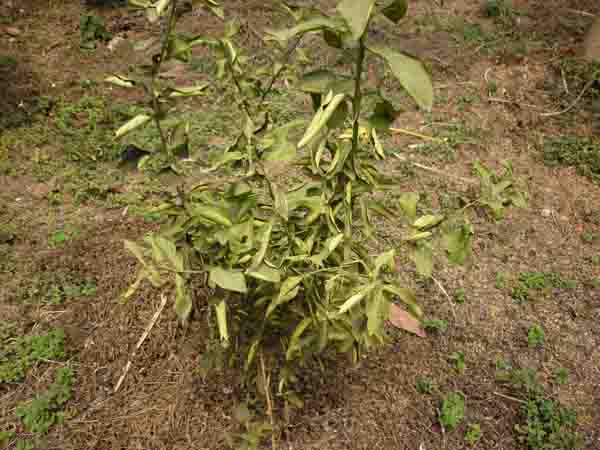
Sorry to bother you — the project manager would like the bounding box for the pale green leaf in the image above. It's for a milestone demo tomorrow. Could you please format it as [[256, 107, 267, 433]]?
[[298, 93, 346, 148], [297, 69, 354, 95], [215, 299, 229, 347], [366, 290, 389, 336], [367, 45, 433, 111], [403, 231, 432, 242], [169, 84, 209, 97], [105, 75, 136, 88], [413, 214, 445, 230], [209, 267, 247, 293], [115, 114, 151, 138], [250, 220, 273, 269], [374, 249, 395, 277], [398, 192, 419, 222], [443, 223, 473, 265], [189, 205, 232, 226], [339, 283, 377, 314], [124, 239, 147, 266], [265, 17, 344, 43], [411, 242, 433, 277], [337, 0, 376, 41], [266, 275, 303, 317], [175, 274, 192, 324], [246, 265, 281, 283]]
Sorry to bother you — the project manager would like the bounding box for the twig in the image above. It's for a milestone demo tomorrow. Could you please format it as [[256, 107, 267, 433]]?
[[493, 391, 526, 404], [114, 294, 168, 393], [540, 78, 596, 117], [431, 276, 457, 320], [565, 8, 595, 17], [389, 127, 446, 144], [393, 153, 477, 185], [487, 97, 542, 110]]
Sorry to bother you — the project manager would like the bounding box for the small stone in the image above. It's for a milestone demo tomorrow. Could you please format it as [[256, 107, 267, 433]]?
[[541, 208, 552, 217]]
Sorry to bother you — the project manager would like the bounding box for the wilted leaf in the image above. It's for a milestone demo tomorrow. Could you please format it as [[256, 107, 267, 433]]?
[[265, 17, 344, 43], [413, 214, 444, 230], [374, 249, 395, 277], [286, 317, 312, 360], [443, 222, 473, 265], [115, 114, 151, 138], [383, 284, 422, 318], [388, 303, 425, 337], [366, 290, 389, 335], [209, 267, 247, 293], [367, 45, 433, 111], [339, 283, 377, 314], [105, 75, 136, 88], [189, 205, 232, 226], [298, 93, 346, 148], [266, 275, 303, 317]]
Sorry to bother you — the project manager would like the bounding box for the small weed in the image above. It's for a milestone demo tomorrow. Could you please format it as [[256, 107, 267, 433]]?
[[423, 318, 448, 333], [16, 366, 74, 434], [15, 441, 34, 450], [553, 367, 569, 385], [589, 255, 600, 265], [450, 351, 466, 373], [0, 431, 15, 444], [511, 272, 576, 303], [416, 377, 434, 394], [454, 288, 466, 304], [487, 80, 498, 95], [440, 392, 465, 431], [502, 367, 582, 450], [527, 324, 545, 348], [48, 228, 80, 247], [0, 329, 66, 383], [495, 271, 507, 289], [465, 423, 482, 445], [542, 137, 600, 184], [580, 231, 597, 244]]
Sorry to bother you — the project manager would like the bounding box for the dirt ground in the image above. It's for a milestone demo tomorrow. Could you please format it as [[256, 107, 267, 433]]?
[[1, 1, 599, 449]]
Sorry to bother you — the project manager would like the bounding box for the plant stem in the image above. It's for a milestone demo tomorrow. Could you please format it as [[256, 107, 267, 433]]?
[[259, 36, 302, 104], [344, 37, 366, 262], [151, 0, 179, 155], [260, 351, 276, 450]]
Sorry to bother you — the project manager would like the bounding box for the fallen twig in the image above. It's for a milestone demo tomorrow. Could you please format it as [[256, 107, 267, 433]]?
[[540, 78, 596, 117], [393, 153, 477, 185], [114, 294, 168, 393], [493, 391, 526, 404], [432, 276, 457, 320]]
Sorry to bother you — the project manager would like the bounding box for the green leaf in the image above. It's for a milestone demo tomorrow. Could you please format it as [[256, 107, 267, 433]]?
[[250, 220, 273, 269], [209, 267, 247, 293], [124, 239, 147, 266], [411, 242, 433, 277], [266, 275, 303, 317], [440, 392, 465, 431], [246, 265, 281, 283], [298, 92, 346, 148], [286, 317, 312, 360], [339, 283, 377, 314], [413, 214, 445, 230], [381, 0, 408, 23], [175, 274, 192, 324], [374, 249, 395, 277], [310, 233, 344, 266], [265, 17, 344, 43], [366, 289, 389, 336], [367, 45, 433, 111], [148, 235, 183, 272], [443, 222, 473, 265], [215, 299, 229, 347], [269, 181, 289, 221], [297, 70, 354, 95], [115, 114, 151, 138], [189, 205, 232, 226], [403, 231, 432, 242], [398, 192, 419, 222], [337, 0, 376, 41], [368, 98, 403, 130]]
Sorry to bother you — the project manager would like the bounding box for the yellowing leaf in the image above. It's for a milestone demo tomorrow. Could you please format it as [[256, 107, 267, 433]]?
[[246, 265, 281, 283], [413, 214, 445, 230], [174, 274, 192, 324], [215, 299, 229, 347], [339, 283, 377, 314]]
